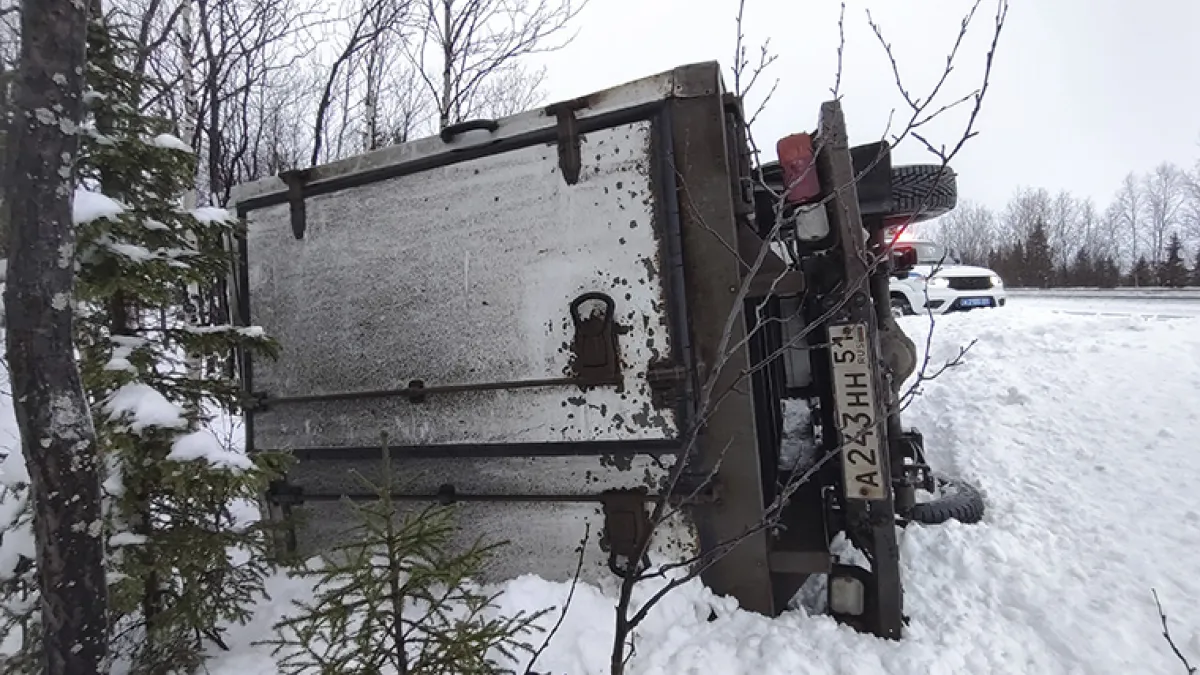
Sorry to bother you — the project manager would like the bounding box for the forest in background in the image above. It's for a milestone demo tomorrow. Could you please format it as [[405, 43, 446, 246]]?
[[923, 161, 1200, 288], [0, 0, 582, 215]]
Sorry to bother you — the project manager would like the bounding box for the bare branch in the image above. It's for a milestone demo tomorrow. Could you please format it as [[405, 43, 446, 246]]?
[[830, 1, 845, 99], [522, 523, 588, 675], [731, 0, 778, 126], [311, 0, 414, 166], [894, 252, 979, 413], [1152, 589, 1197, 675], [408, 0, 587, 130]]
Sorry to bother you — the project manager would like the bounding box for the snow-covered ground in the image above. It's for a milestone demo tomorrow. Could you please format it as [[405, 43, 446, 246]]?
[[4, 303, 1200, 674]]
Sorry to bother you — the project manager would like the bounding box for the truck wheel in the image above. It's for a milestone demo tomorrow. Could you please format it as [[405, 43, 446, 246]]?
[[905, 473, 985, 525], [888, 165, 957, 224], [890, 295, 914, 318]]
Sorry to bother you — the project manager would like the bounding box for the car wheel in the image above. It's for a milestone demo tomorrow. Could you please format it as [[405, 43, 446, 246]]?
[[905, 473, 986, 525], [887, 164, 958, 224], [890, 296, 913, 318]]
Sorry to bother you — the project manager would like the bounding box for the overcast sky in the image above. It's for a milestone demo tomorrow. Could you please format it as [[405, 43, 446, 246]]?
[[532, 0, 1200, 214]]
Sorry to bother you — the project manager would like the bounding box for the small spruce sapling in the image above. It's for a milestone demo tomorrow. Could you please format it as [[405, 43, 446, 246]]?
[[262, 433, 547, 674]]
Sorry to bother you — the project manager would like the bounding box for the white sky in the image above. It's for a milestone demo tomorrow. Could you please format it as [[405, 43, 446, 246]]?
[[533, 0, 1200, 213]]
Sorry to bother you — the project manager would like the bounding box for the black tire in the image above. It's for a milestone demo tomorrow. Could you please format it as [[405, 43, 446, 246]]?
[[889, 165, 958, 223], [890, 295, 914, 317], [906, 473, 985, 525]]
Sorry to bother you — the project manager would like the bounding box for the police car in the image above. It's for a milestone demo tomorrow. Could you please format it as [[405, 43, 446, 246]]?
[[889, 239, 1006, 316]]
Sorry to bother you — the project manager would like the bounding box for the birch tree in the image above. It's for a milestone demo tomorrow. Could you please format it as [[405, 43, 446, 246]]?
[[1142, 162, 1186, 265], [927, 200, 995, 265], [1114, 171, 1143, 270], [407, 0, 585, 131], [309, 0, 414, 165]]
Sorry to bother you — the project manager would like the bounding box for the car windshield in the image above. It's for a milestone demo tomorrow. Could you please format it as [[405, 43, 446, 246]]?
[[911, 242, 959, 265]]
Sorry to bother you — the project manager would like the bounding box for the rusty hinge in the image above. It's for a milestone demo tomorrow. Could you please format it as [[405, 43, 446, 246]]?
[[600, 489, 652, 576], [571, 292, 621, 385], [278, 168, 312, 240], [545, 97, 588, 185], [647, 360, 688, 408]]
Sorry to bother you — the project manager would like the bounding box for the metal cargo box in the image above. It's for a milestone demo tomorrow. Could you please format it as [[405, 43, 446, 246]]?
[[231, 62, 780, 613]]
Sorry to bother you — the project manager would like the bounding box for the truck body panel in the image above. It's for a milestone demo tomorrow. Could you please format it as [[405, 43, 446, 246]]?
[[232, 62, 774, 602]]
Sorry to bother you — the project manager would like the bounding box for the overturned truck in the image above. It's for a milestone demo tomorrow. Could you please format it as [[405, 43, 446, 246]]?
[[230, 61, 984, 639]]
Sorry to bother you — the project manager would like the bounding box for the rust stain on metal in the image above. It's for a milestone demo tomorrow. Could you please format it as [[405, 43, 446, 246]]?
[[599, 453, 634, 471], [631, 402, 671, 432], [639, 256, 659, 283]]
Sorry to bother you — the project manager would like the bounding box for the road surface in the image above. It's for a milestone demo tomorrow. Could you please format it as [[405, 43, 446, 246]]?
[[1005, 288, 1200, 319]]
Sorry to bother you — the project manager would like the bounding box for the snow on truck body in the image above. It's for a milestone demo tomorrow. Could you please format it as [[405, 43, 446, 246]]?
[[230, 62, 783, 611]]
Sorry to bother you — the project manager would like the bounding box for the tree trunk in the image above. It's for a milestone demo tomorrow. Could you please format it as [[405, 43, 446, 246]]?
[[439, 0, 453, 130], [1, 57, 11, 262], [363, 33, 380, 152], [4, 0, 110, 672]]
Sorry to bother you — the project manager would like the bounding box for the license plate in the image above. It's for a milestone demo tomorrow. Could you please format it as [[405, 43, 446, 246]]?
[[960, 297, 992, 307], [828, 322, 886, 501]]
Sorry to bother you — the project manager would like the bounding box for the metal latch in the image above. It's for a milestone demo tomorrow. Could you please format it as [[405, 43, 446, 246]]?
[[545, 97, 588, 185], [278, 168, 312, 240], [600, 489, 652, 576], [571, 292, 621, 385]]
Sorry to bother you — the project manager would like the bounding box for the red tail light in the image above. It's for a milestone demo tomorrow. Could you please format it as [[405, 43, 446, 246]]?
[[776, 133, 821, 204]]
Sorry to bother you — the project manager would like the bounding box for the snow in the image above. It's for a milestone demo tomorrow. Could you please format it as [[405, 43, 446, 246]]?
[[182, 324, 267, 338], [4, 302, 1200, 673], [102, 238, 157, 263], [192, 206, 238, 225], [111, 335, 150, 349], [73, 187, 125, 225], [197, 304, 1200, 674], [102, 382, 187, 433], [149, 133, 192, 153], [779, 398, 818, 471], [0, 452, 29, 488], [104, 357, 137, 372], [96, 235, 196, 266], [108, 532, 148, 547], [106, 336, 147, 372], [168, 430, 253, 471], [0, 501, 33, 581], [0, 451, 31, 582]]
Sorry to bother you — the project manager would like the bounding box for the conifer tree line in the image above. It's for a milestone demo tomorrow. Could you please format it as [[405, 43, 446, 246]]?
[[922, 162, 1200, 288]]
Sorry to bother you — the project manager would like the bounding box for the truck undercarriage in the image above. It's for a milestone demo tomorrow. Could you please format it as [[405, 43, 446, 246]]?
[[231, 61, 984, 641]]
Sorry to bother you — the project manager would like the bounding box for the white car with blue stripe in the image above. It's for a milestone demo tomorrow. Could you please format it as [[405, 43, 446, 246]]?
[[889, 240, 1006, 316]]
